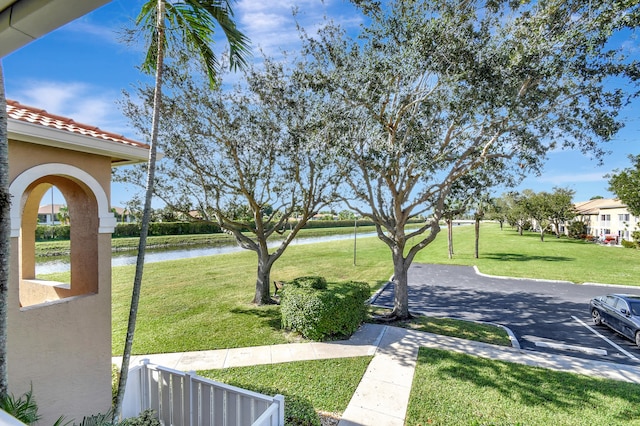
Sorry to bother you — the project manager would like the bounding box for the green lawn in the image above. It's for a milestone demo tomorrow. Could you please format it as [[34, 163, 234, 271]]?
[[406, 347, 640, 425], [37, 222, 640, 355], [61, 222, 638, 425], [106, 230, 394, 355], [199, 357, 373, 426], [412, 223, 640, 285], [389, 314, 512, 346]]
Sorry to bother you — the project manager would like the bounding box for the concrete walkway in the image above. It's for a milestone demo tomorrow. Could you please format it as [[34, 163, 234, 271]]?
[[114, 323, 640, 426]]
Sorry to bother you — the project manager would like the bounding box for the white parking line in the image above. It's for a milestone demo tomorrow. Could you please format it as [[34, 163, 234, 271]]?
[[534, 340, 607, 356], [572, 315, 639, 361]]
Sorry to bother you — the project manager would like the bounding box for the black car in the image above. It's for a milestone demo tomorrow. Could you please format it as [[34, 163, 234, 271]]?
[[590, 294, 640, 347]]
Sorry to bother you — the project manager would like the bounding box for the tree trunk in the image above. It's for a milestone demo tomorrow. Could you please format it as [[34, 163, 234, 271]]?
[[539, 228, 545, 242], [0, 61, 9, 397], [252, 250, 274, 305], [391, 248, 411, 320], [474, 218, 480, 259], [114, 0, 165, 417], [446, 218, 453, 259]]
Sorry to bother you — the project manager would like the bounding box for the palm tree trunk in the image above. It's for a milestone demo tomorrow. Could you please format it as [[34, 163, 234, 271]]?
[[114, 0, 165, 417], [0, 61, 9, 398]]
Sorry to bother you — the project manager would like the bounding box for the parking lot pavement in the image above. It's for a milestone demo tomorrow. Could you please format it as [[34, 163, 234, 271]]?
[[371, 263, 640, 365]]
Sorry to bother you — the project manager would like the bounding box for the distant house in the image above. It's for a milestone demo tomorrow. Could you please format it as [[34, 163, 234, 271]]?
[[37, 203, 65, 225], [573, 198, 639, 242], [112, 206, 136, 223]]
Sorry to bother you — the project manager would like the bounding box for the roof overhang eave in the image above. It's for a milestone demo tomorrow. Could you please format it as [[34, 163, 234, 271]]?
[[0, 0, 112, 58], [8, 118, 157, 165]]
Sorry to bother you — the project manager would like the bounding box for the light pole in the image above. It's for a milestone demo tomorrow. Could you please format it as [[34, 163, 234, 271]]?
[[50, 186, 55, 226], [353, 214, 357, 266]]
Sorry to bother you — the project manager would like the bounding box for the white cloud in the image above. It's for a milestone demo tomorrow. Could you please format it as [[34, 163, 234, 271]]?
[[9, 80, 130, 136], [64, 20, 123, 45], [236, 0, 362, 58], [536, 172, 607, 184]]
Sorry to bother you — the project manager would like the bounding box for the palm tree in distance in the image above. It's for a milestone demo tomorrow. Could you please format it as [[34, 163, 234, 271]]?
[[114, 0, 250, 417]]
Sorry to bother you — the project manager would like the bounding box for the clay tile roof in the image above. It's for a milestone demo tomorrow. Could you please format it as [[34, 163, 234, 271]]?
[[6, 99, 149, 149]]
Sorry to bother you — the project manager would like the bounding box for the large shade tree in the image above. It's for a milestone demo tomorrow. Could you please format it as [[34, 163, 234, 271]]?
[[548, 187, 576, 238], [301, 0, 640, 319], [119, 58, 341, 304], [114, 0, 250, 416], [522, 189, 554, 241], [503, 191, 530, 235]]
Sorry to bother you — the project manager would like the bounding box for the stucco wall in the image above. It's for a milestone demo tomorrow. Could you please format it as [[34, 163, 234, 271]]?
[[8, 139, 114, 423]]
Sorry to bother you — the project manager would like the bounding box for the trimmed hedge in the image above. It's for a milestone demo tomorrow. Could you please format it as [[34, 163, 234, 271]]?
[[35, 217, 424, 241], [35, 221, 223, 241], [301, 218, 423, 230], [289, 276, 328, 290], [36, 225, 70, 240], [119, 221, 223, 237], [281, 279, 370, 341]]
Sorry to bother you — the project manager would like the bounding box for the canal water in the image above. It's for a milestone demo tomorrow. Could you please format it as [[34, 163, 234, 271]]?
[[36, 231, 378, 275]]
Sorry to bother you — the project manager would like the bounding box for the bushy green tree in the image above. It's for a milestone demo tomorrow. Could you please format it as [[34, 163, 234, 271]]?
[[300, 0, 639, 319], [548, 187, 576, 238], [522, 189, 554, 242], [120, 58, 341, 305], [608, 154, 640, 216]]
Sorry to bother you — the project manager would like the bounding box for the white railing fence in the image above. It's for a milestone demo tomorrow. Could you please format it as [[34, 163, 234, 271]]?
[[121, 360, 284, 426]]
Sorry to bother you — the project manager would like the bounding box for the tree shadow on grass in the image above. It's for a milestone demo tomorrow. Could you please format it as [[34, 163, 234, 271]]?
[[230, 306, 282, 330], [419, 348, 640, 423], [483, 252, 575, 262]]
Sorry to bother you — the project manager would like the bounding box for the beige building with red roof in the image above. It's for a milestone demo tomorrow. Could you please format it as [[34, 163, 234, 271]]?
[[7, 99, 148, 422], [573, 198, 639, 242]]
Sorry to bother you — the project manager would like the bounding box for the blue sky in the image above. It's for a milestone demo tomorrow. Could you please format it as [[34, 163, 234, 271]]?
[[3, 0, 639, 208]]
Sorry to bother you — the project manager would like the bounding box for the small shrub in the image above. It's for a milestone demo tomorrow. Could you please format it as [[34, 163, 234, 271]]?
[[621, 239, 637, 249], [121, 409, 161, 426], [0, 387, 41, 424], [290, 276, 327, 290], [73, 411, 114, 426], [73, 409, 159, 426], [281, 279, 370, 340], [568, 221, 586, 238]]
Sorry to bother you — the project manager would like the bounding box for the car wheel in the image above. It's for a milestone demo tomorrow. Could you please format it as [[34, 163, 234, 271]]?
[[592, 309, 602, 325], [636, 332, 640, 349]]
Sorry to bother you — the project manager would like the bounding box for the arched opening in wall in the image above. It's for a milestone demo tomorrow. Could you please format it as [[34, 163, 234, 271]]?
[[34, 185, 71, 280], [19, 176, 99, 308]]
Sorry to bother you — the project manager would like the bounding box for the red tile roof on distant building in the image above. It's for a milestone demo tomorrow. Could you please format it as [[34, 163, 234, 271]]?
[[6, 99, 149, 150]]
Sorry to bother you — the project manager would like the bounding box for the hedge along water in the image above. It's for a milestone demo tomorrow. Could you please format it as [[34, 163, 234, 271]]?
[[36, 231, 378, 275]]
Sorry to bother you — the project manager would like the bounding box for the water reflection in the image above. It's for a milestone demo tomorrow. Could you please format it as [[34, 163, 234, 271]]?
[[36, 232, 377, 275]]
